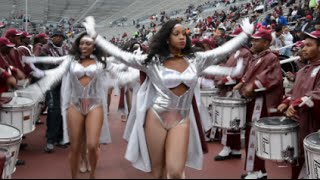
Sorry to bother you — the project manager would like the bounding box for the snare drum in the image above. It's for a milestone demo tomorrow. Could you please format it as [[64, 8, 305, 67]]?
[[255, 116, 299, 162], [212, 97, 246, 129], [0, 148, 11, 179], [200, 88, 219, 111], [0, 123, 22, 179], [304, 132, 320, 179], [0, 95, 36, 135], [16, 91, 42, 126]]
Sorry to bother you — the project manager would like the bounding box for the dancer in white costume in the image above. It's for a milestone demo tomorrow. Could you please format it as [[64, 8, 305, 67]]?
[[83, 16, 254, 178], [21, 32, 138, 179]]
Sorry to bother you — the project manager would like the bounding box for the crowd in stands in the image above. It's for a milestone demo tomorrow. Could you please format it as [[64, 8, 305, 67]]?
[[116, 0, 319, 60]]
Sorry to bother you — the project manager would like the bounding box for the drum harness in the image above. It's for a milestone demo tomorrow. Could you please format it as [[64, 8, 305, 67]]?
[[246, 97, 263, 171]]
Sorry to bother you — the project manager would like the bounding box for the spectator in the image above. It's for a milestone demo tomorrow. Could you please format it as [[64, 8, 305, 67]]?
[[301, 15, 314, 32], [282, 26, 294, 56], [274, 13, 288, 26], [271, 25, 285, 51], [41, 29, 69, 153]]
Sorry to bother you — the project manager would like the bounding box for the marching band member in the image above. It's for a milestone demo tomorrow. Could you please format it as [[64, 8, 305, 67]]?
[[0, 37, 23, 93], [234, 28, 284, 179], [213, 27, 253, 162], [277, 30, 320, 179]]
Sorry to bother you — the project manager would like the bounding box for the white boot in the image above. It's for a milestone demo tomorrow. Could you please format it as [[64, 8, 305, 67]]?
[[244, 171, 267, 179], [218, 146, 231, 156]]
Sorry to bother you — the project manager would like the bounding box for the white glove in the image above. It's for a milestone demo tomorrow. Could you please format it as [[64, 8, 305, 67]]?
[[234, 50, 240, 59], [22, 56, 35, 64], [133, 47, 143, 55], [82, 16, 97, 39], [230, 58, 243, 78], [240, 18, 254, 35], [299, 96, 314, 108], [224, 76, 237, 85], [31, 69, 45, 78]]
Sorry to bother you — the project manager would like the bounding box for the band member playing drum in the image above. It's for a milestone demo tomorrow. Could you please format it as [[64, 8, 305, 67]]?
[[0, 67, 16, 94], [277, 30, 320, 179], [0, 37, 26, 84], [5, 28, 31, 77], [234, 28, 284, 179], [213, 27, 253, 161], [0, 38, 28, 94]]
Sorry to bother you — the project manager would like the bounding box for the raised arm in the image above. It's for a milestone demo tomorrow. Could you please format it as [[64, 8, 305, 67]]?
[[16, 55, 72, 103], [112, 67, 140, 87], [22, 55, 67, 65], [195, 18, 254, 73], [201, 58, 244, 77], [106, 57, 129, 72], [83, 16, 147, 71]]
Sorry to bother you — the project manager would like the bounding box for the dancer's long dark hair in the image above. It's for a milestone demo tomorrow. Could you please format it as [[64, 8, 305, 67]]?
[[70, 32, 106, 68], [144, 19, 193, 65]]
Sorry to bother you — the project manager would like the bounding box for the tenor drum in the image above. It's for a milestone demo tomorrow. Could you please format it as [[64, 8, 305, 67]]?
[[0, 123, 22, 179], [255, 116, 299, 162], [304, 132, 320, 179], [212, 97, 246, 129], [200, 88, 219, 112], [0, 94, 36, 135]]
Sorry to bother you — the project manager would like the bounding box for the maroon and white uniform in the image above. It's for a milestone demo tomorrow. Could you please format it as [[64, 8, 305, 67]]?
[[241, 49, 284, 173]]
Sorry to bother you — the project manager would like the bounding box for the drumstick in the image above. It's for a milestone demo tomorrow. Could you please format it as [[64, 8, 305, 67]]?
[[280, 116, 287, 122], [269, 108, 278, 113], [298, 96, 312, 108], [226, 91, 233, 97], [276, 42, 299, 51], [13, 91, 17, 97], [269, 108, 287, 122], [23, 79, 29, 88], [280, 56, 300, 65]]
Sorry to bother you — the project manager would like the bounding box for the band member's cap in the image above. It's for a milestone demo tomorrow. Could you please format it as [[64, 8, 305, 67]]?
[[251, 28, 272, 42], [5, 28, 23, 38], [304, 31, 320, 39], [0, 37, 15, 47], [229, 27, 243, 37], [21, 31, 32, 38], [36, 33, 49, 40]]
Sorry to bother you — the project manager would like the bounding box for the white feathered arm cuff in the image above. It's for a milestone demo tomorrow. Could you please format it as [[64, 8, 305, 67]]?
[[22, 56, 67, 65], [16, 56, 72, 103]]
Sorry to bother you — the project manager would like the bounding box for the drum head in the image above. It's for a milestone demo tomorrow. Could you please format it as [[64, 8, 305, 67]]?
[[255, 116, 299, 131], [212, 96, 246, 105], [304, 132, 320, 153], [200, 88, 219, 94], [0, 123, 21, 140], [1, 96, 33, 108], [305, 132, 320, 146]]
